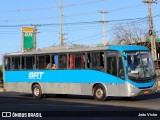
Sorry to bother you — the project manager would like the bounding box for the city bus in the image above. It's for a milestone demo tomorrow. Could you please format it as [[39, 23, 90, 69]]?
[[2, 45, 158, 101]]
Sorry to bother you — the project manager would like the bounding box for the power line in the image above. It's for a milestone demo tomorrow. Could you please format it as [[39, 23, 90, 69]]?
[[0, 6, 59, 13], [71, 33, 102, 42], [0, 0, 106, 14], [63, 0, 106, 7], [0, 13, 160, 28], [1, 3, 156, 23], [108, 4, 144, 13]]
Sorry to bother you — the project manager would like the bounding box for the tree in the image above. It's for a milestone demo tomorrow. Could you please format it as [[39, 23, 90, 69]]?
[[112, 23, 148, 45]]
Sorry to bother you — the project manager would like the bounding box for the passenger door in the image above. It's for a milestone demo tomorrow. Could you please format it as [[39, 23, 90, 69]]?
[[106, 52, 121, 96]]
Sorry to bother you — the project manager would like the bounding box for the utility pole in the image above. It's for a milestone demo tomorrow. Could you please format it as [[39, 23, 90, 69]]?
[[31, 24, 40, 51], [60, 0, 63, 47], [59, 0, 68, 47], [98, 11, 108, 46], [143, 0, 157, 60]]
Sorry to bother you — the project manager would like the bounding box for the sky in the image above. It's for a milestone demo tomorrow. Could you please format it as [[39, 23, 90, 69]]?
[[0, 0, 160, 64]]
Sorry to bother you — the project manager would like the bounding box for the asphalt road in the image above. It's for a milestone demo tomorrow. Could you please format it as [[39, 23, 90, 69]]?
[[0, 91, 160, 120]]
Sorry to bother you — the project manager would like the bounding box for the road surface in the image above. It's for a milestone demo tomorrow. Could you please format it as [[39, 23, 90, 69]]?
[[0, 91, 160, 120]]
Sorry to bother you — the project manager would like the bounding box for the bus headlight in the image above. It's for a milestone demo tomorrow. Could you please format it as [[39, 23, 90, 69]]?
[[153, 81, 158, 88], [129, 83, 137, 89]]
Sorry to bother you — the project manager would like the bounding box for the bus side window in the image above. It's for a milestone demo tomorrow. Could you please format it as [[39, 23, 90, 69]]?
[[91, 52, 104, 71], [21, 57, 25, 69], [59, 55, 67, 69], [69, 54, 75, 69], [21, 56, 25, 70], [51, 55, 59, 69], [54, 55, 59, 69], [26, 56, 35, 70], [5, 57, 11, 70], [37, 56, 45, 69], [107, 57, 117, 76], [75, 53, 84, 69], [45, 55, 50, 69], [11, 57, 15, 70], [87, 53, 91, 68], [83, 53, 85, 68], [100, 52, 104, 68], [14, 57, 20, 70]]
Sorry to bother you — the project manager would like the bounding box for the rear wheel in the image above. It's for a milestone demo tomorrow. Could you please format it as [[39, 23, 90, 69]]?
[[93, 84, 106, 101], [32, 84, 43, 99]]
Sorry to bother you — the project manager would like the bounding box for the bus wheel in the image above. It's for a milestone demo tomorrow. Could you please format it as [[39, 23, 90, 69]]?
[[32, 84, 42, 99], [93, 84, 106, 102]]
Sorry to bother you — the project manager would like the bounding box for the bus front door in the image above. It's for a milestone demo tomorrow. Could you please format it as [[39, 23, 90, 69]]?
[[106, 55, 121, 96]]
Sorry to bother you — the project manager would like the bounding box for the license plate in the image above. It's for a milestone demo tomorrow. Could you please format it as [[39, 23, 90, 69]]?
[[143, 90, 149, 94]]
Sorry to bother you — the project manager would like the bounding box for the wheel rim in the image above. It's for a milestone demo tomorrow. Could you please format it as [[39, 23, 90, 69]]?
[[96, 88, 104, 99], [34, 87, 40, 96]]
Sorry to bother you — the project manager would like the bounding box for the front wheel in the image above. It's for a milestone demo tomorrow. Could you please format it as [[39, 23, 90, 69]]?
[[32, 84, 43, 99], [93, 84, 107, 102]]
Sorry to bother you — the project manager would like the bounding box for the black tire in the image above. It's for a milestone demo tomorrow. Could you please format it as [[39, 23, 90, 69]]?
[[43, 94, 48, 98], [122, 97, 132, 100], [93, 84, 107, 101], [32, 84, 43, 99], [56, 94, 68, 98]]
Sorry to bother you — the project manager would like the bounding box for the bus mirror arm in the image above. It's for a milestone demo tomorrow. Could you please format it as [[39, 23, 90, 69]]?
[[126, 67, 128, 74], [122, 54, 127, 60], [123, 56, 127, 60]]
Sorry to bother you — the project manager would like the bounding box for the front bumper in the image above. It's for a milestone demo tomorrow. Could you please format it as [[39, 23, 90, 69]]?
[[127, 81, 158, 97]]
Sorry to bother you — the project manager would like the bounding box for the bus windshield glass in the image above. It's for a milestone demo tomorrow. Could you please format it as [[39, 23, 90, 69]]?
[[126, 51, 156, 80]]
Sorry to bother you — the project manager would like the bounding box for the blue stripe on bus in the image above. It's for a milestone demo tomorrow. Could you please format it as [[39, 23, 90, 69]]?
[[5, 70, 124, 83], [4, 70, 155, 88]]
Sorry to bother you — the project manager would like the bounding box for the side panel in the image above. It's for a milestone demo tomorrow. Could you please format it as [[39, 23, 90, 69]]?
[[4, 82, 93, 95], [43, 83, 78, 94], [4, 82, 32, 93], [4, 82, 121, 96]]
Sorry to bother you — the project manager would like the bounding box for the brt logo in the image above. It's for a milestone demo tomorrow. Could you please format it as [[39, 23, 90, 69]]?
[[29, 72, 44, 79]]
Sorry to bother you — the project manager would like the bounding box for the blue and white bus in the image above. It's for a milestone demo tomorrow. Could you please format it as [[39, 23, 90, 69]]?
[[2, 45, 158, 101]]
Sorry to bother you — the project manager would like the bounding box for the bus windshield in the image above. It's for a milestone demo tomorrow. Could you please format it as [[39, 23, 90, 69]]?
[[126, 51, 156, 81]]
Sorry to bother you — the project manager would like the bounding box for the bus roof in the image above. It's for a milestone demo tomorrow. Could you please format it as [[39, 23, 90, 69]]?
[[3, 45, 149, 56], [109, 45, 149, 53]]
